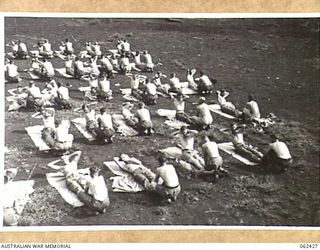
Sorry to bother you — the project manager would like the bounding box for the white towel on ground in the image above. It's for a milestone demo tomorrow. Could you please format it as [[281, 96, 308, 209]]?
[[55, 68, 73, 78], [209, 104, 237, 120], [25, 125, 51, 151], [164, 119, 189, 130], [112, 114, 139, 137], [71, 117, 95, 141], [218, 142, 258, 166], [156, 109, 176, 119], [104, 161, 144, 193]]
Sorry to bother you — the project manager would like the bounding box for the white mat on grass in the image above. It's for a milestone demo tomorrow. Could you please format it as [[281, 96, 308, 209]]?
[[55, 68, 73, 78], [46, 168, 90, 207], [209, 104, 237, 120], [28, 71, 40, 79], [156, 109, 176, 119], [164, 119, 189, 130], [71, 117, 95, 141], [104, 160, 144, 193], [218, 142, 258, 166], [25, 125, 51, 151], [159, 146, 183, 160], [78, 86, 91, 92], [112, 114, 139, 137]]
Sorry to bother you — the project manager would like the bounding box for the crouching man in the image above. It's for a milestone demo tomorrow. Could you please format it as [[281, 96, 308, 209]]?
[[260, 134, 292, 173], [146, 155, 181, 203]]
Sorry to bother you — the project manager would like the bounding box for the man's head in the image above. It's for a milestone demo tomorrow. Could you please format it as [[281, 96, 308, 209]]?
[[29, 81, 35, 87], [180, 125, 188, 135], [82, 103, 89, 112], [199, 71, 204, 76], [138, 102, 145, 109], [158, 154, 167, 166], [170, 73, 176, 78], [65, 38, 69, 43], [120, 153, 130, 162], [89, 166, 101, 178], [270, 133, 279, 142], [199, 96, 206, 104], [57, 82, 62, 88], [176, 93, 183, 100], [100, 107, 106, 114], [248, 94, 255, 102], [17, 85, 23, 91]]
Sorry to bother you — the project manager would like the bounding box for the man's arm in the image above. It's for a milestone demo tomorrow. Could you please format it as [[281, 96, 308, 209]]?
[[68, 151, 82, 164], [47, 159, 63, 170]]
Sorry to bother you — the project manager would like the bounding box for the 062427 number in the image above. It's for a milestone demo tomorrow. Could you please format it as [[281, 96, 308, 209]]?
[[300, 244, 319, 249]]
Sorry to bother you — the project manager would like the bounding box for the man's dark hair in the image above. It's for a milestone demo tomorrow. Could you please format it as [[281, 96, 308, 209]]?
[[158, 154, 167, 165]]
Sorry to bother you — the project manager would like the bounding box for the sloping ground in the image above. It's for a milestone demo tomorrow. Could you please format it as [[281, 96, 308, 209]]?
[[4, 17, 319, 226]]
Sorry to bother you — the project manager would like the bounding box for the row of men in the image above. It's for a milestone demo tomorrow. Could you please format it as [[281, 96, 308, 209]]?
[[37, 122, 292, 217]]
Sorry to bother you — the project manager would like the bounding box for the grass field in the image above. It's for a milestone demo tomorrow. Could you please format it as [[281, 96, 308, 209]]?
[[4, 17, 319, 226]]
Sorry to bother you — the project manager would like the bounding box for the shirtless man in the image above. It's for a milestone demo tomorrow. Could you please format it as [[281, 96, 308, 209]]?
[[147, 155, 181, 203], [55, 82, 72, 110], [5, 60, 21, 83], [243, 94, 261, 122], [26, 81, 44, 110], [119, 53, 131, 74], [193, 97, 213, 130], [186, 69, 197, 90], [142, 78, 158, 105], [129, 74, 144, 100], [260, 134, 292, 173], [135, 102, 154, 135], [216, 90, 243, 118], [95, 108, 115, 144], [7, 85, 28, 111], [48, 152, 109, 214], [39, 39, 53, 58], [82, 104, 98, 136], [132, 51, 142, 68], [13, 40, 28, 59], [194, 134, 229, 182], [152, 71, 169, 95], [116, 154, 156, 188], [197, 71, 215, 95], [37, 58, 55, 79], [97, 76, 113, 101], [54, 120, 74, 154], [89, 56, 100, 77], [100, 54, 114, 78], [33, 107, 56, 129], [74, 57, 88, 79], [64, 55, 74, 76], [230, 123, 263, 163], [91, 42, 102, 57], [64, 39, 74, 55], [172, 93, 195, 125], [173, 126, 205, 170], [142, 50, 154, 72], [169, 73, 182, 94]]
